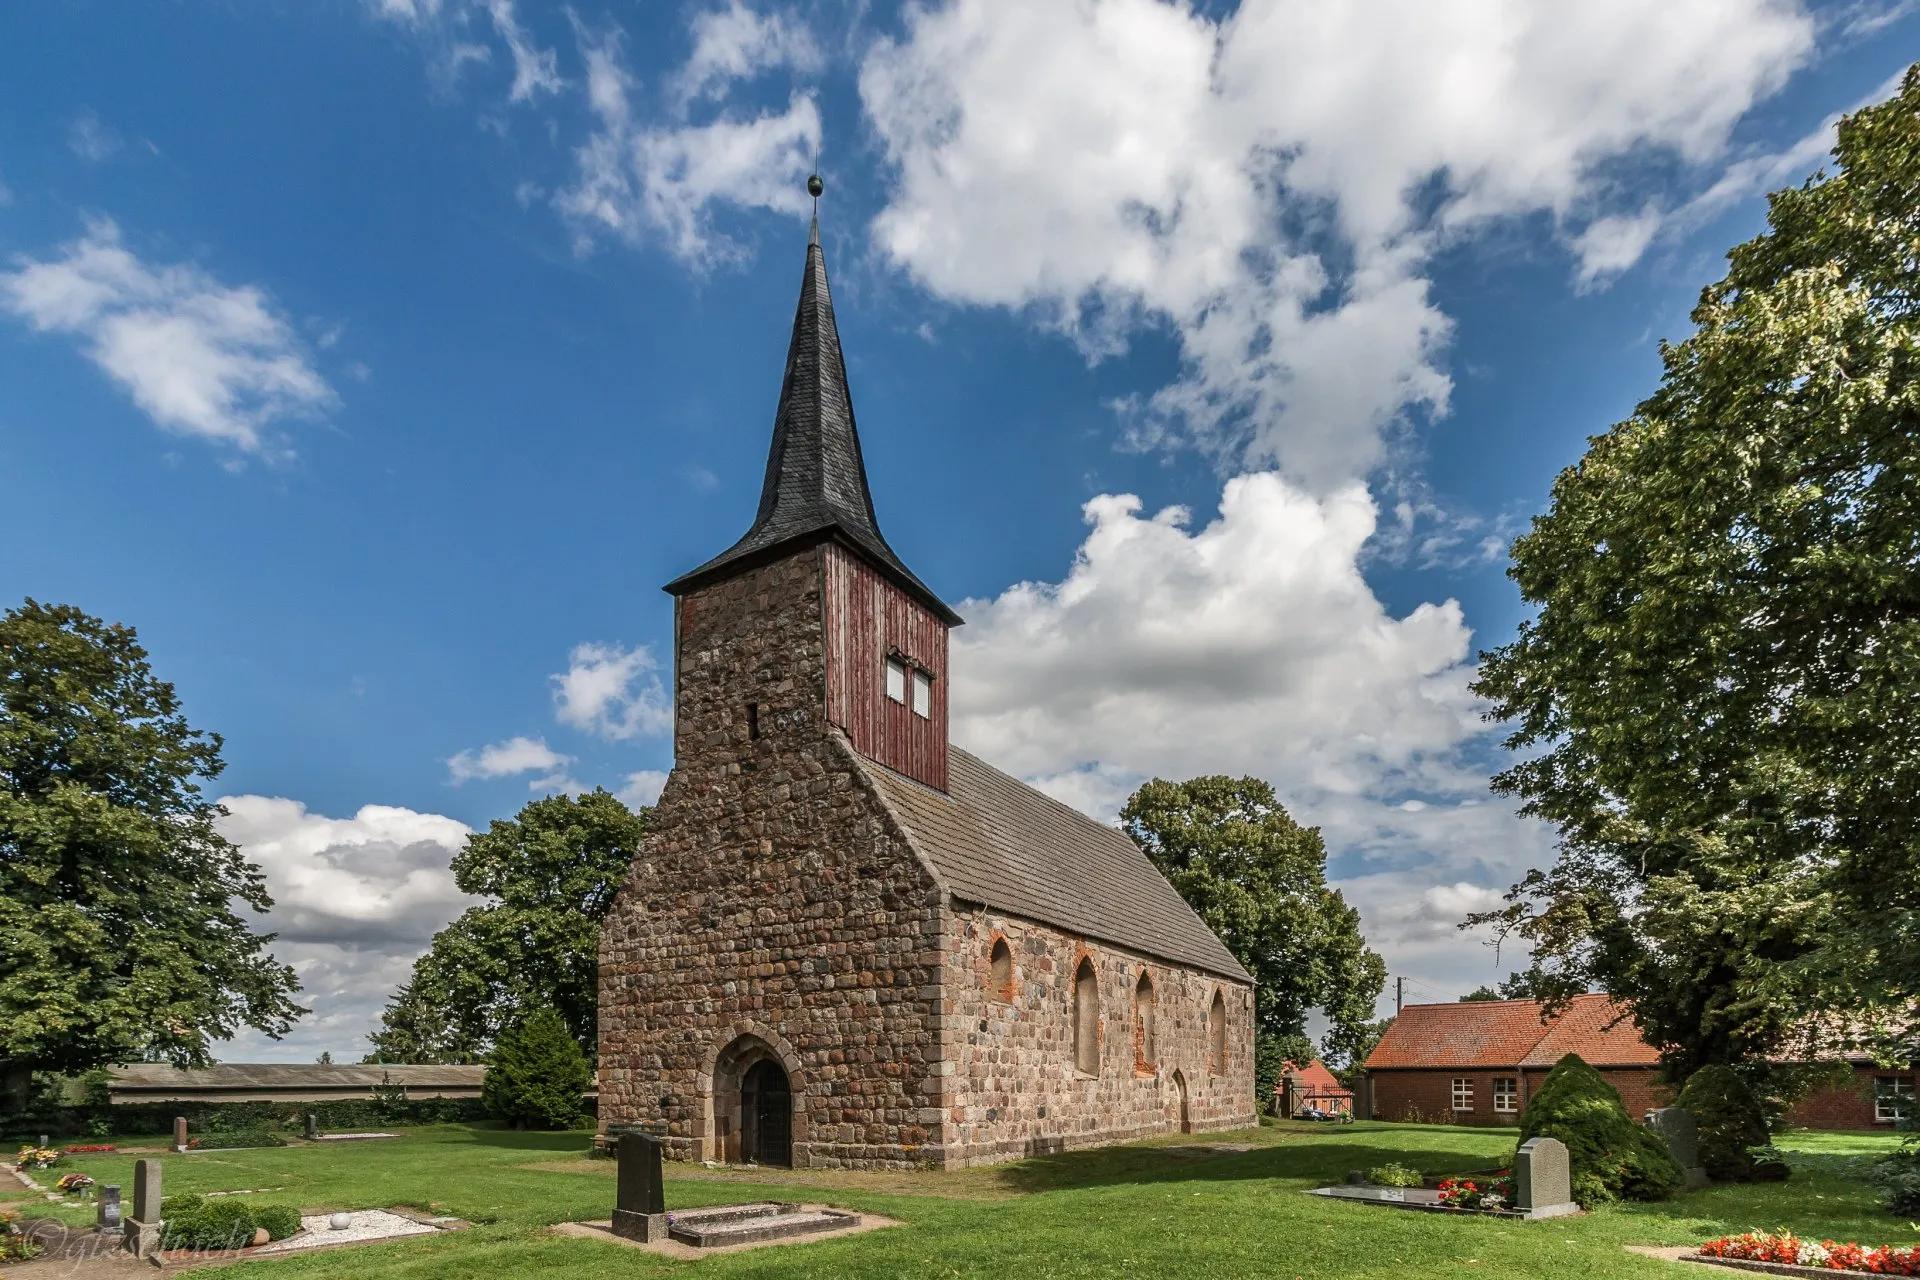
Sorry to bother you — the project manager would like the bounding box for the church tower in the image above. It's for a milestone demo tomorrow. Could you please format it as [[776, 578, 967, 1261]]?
[[663, 204, 961, 791]]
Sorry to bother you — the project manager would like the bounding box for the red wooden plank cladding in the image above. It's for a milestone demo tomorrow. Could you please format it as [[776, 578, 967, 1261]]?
[[824, 542, 949, 792]]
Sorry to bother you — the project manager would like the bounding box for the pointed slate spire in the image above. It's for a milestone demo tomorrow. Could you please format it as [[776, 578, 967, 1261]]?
[[665, 185, 962, 625]]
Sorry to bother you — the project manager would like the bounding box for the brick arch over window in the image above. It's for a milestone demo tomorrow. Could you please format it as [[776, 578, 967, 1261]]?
[[1208, 988, 1227, 1077], [699, 1022, 808, 1166], [1072, 956, 1099, 1076], [987, 935, 1014, 1002], [1133, 970, 1157, 1072]]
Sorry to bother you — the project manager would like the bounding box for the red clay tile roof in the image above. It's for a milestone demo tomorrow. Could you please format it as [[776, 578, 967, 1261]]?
[[1365, 999, 1557, 1069], [1365, 994, 1659, 1071], [1280, 1059, 1350, 1097], [1521, 993, 1661, 1068]]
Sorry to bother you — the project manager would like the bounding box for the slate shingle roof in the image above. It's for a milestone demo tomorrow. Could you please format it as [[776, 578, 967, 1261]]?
[[664, 217, 961, 625], [858, 744, 1252, 982], [1365, 994, 1659, 1070]]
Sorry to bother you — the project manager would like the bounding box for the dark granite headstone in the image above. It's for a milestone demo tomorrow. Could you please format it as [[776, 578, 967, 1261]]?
[[1647, 1107, 1707, 1187], [97, 1184, 122, 1232], [611, 1133, 668, 1242], [306, 1113, 321, 1141], [1515, 1137, 1578, 1219]]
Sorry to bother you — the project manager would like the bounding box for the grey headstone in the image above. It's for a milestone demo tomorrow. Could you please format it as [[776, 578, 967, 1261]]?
[[172, 1116, 188, 1152], [123, 1159, 163, 1256], [1646, 1107, 1705, 1185], [97, 1184, 122, 1232], [1515, 1137, 1577, 1218], [611, 1132, 669, 1242], [130, 1160, 162, 1223], [305, 1113, 320, 1141]]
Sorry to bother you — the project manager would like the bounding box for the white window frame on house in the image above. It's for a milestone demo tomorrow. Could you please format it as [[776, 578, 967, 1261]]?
[[911, 669, 932, 718], [1452, 1078, 1474, 1112], [1493, 1077, 1519, 1114], [1876, 1076, 1915, 1123], [885, 657, 908, 704]]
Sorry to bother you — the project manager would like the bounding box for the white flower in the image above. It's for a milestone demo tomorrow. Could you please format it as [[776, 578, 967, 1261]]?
[[1797, 1241, 1830, 1265]]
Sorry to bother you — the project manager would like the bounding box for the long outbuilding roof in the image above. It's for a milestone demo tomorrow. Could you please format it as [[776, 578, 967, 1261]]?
[[1364, 994, 1660, 1071]]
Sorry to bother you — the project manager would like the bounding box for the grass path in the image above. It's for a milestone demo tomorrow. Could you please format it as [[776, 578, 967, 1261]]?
[[12, 1122, 1907, 1278]]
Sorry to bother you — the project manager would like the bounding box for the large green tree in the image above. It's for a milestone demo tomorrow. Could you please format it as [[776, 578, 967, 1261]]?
[[1471, 67, 1920, 1076], [0, 601, 304, 1099], [1120, 776, 1387, 1080], [367, 789, 645, 1062]]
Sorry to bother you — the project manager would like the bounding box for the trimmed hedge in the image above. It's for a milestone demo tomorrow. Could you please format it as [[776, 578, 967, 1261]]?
[[158, 1195, 304, 1249], [1675, 1065, 1775, 1183], [1518, 1053, 1682, 1204]]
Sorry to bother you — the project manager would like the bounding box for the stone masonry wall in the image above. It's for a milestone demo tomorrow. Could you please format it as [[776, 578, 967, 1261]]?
[[939, 905, 1257, 1167], [597, 549, 951, 1170]]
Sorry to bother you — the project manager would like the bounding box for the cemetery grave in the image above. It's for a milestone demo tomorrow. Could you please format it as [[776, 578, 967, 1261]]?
[[555, 1131, 881, 1257]]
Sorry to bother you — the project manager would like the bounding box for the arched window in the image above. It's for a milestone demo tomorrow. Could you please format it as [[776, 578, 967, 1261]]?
[[1208, 989, 1227, 1076], [1072, 957, 1099, 1075], [988, 937, 1014, 1002], [1133, 971, 1157, 1069]]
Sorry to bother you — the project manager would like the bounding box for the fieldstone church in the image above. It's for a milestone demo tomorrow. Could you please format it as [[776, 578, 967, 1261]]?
[[596, 204, 1256, 1171]]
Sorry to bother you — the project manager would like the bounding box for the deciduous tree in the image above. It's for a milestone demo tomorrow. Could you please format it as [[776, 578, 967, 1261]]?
[[367, 789, 644, 1062], [0, 600, 304, 1102], [1120, 776, 1387, 1081], [1472, 67, 1920, 1074]]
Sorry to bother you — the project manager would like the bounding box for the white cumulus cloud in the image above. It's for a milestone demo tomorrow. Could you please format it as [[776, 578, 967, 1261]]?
[[445, 734, 572, 785], [556, 19, 820, 262], [0, 219, 336, 458], [861, 0, 1813, 485], [216, 796, 477, 1061], [674, 1, 822, 108], [551, 642, 672, 740], [951, 473, 1556, 999]]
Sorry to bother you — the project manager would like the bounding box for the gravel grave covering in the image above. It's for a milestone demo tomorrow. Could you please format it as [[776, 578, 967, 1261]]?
[[253, 1209, 438, 1252]]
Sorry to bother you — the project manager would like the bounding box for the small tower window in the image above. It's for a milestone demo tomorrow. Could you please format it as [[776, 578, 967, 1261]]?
[[1133, 972, 1156, 1070], [911, 669, 932, 718], [885, 657, 908, 703], [746, 702, 761, 740]]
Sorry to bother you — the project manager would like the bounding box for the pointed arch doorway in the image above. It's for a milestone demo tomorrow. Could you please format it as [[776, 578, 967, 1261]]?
[[710, 1033, 799, 1168], [741, 1059, 792, 1167]]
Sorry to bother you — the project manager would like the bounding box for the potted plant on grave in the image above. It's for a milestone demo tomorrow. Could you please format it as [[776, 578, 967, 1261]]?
[[13, 1145, 60, 1171], [55, 1172, 96, 1200]]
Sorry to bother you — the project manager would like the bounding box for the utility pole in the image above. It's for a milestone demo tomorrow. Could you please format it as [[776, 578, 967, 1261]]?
[[1395, 976, 1404, 1016]]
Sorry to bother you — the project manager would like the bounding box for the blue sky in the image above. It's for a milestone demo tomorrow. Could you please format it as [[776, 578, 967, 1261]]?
[[2, 0, 1914, 1059]]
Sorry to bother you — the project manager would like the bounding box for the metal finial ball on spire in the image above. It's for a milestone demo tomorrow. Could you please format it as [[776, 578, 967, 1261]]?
[[807, 173, 824, 199]]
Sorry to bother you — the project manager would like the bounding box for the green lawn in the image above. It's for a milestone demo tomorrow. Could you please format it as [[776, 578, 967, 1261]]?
[[11, 1121, 1910, 1278]]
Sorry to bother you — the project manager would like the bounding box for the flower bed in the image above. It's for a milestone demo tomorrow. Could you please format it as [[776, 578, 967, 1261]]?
[[1436, 1172, 1516, 1212], [63, 1143, 115, 1154], [1, 1208, 38, 1262], [14, 1145, 61, 1170], [1701, 1231, 1920, 1274]]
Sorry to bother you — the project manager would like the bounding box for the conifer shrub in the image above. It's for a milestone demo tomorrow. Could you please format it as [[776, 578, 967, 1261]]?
[[482, 1007, 592, 1129], [251, 1204, 303, 1241], [159, 1197, 256, 1250], [1517, 1053, 1681, 1204], [1676, 1065, 1774, 1183]]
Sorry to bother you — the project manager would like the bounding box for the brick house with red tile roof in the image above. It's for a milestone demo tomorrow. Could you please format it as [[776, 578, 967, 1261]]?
[[1362, 995, 1916, 1130], [1276, 1059, 1352, 1117]]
